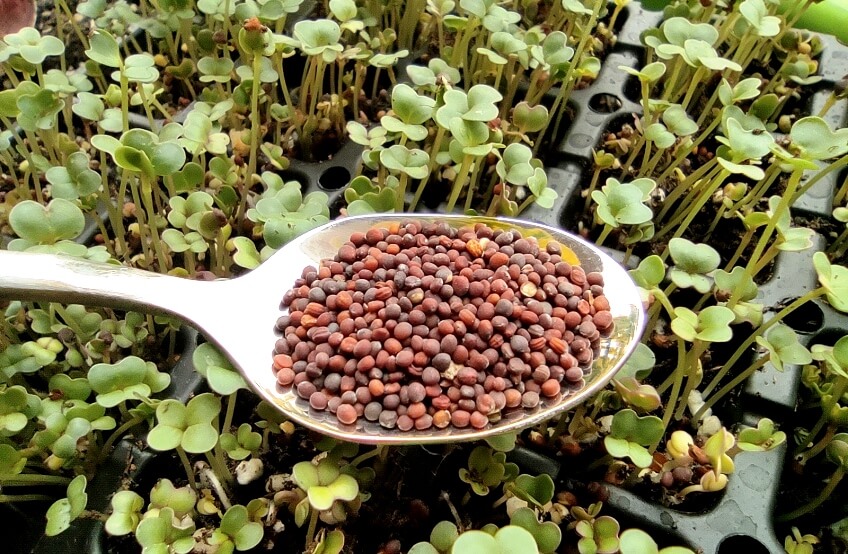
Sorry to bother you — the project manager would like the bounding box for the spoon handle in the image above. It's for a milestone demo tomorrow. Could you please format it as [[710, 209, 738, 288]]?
[[0, 251, 209, 320]]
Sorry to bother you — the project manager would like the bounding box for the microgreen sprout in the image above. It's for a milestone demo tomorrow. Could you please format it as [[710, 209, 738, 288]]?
[[603, 409, 664, 468], [45, 475, 88, 536]]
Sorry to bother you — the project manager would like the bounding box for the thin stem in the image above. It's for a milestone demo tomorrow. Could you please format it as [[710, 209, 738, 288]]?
[[446, 155, 474, 212], [777, 467, 844, 522], [797, 424, 836, 466], [795, 376, 848, 459], [673, 341, 709, 420], [0, 494, 55, 503], [396, 173, 409, 212], [350, 445, 385, 468], [795, 154, 848, 206], [100, 417, 146, 463], [655, 337, 687, 451], [0, 474, 72, 486], [693, 355, 769, 422], [222, 392, 237, 435], [656, 157, 719, 223], [176, 446, 198, 490], [305, 508, 320, 550], [702, 287, 825, 397]]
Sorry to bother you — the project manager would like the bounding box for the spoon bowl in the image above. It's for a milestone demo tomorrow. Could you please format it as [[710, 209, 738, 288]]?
[[0, 214, 645, 444]]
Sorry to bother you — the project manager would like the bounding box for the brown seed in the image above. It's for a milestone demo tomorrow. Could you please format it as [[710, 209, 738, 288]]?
[[470, 411, 489, 429], [394, 322, 413, 340], [336, 403, 358, 425], [276, 368, 295, 386], [433, 410, 451, 428], [451, 410, 471, 428], [540, 379, 561, 397], [489, 252, 509, 269], [594, 310, 613, 330], [593, 296, 610, 312], [336, 291, 353, 309], [466, 239, 483, 257]]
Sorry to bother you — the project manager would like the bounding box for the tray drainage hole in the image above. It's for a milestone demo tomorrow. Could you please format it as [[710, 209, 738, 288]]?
[[717, 535, 769, 554], [319, 166, 351, 190], [589, 93, 623, 114], [781, 298, 825, 334]]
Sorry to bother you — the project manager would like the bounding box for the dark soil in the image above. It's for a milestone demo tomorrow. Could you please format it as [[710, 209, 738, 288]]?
[[36, 0, 87, 71]]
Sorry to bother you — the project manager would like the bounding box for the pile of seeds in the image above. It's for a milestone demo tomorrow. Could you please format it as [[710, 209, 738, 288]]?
[[272, 220, 612, 431]]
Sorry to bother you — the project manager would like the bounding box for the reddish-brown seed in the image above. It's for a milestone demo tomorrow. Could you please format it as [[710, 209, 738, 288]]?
[[541, 379, 561, 397], [504, 388, 522, 408], [407, 402, 427, 419], [489, 252, 509, 269], [451, 410, 471, 428], [594, 310, 613, 330], [433, 410, 451, 428], [470, 411, 489, 429], [369, 379, 385, 396], [276, 368, 295, 386], [394, 322, 413, 340], [337, 403, 358, 425]]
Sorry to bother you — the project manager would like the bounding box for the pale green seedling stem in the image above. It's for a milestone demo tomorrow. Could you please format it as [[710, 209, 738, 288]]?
[[583, 163, 607, 213], [305, 507, 320, 550], [595, 225, 614, 247], [656, 157, 719, 223], [275, 56, 300, 139], [656, 165, 726, 239], [730, 170, 804, 306], [100, 416, 147, 464], [396, 173, 410, 212], [816, 91, 841, 118], [702, 286, 826, 397], [119, 68, 130, 134], [240, 52, 264, 226], [661, 58, 686, 102], [666, 168, 731, 241], [446, 155, 474, 212], [751, 244, 782, 279], [734, 165, 781, 215], [548, 0, 603, 144], [658, 116, 723, 184], [176, 446, 198, 490], [795, 154, 848, 206], [724, 226, 756, 272], [674, 340, 710, 421], [205, 449, 232, 488], [778, 466, 844, 521], [499, 57, 521, 122], [0, 474, 72, 486], [350, 445, 385, 468], [654, 337, 687, 450], [681, 66, 709, 111], [127, 173, 155, 267], [223, 392, 237, 437], [0, 494, 55, 503], [797, 424, 837, 465], [55, 0, 90, 51], [140, 174, 170, 273], [99, 149, 129, 259], [530, 82, 568, 159], [411, 127, 447, 210], [620, 132, 649, 179], [463, 158, 483, 212], [693, 355, 770, 421], [135, 85, 160, 130], [794, 375, 848, 458]]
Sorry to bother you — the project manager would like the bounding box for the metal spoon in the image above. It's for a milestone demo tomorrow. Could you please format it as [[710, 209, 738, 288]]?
[[0, 214, 645, 445]]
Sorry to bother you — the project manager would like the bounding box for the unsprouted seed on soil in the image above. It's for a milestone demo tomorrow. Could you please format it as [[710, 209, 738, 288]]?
[[272, 221, 613, 431]]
